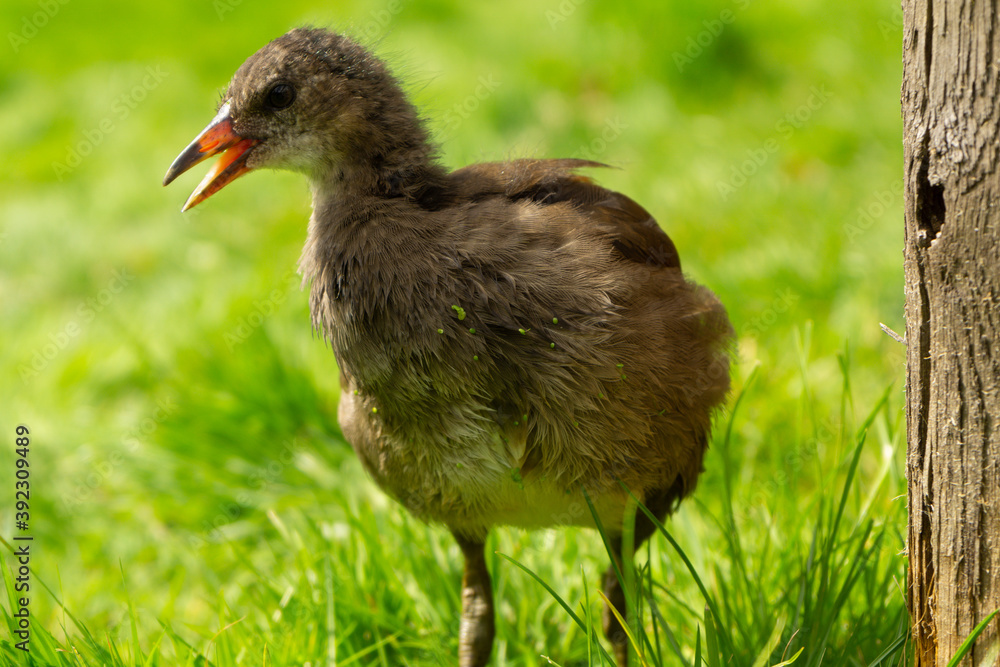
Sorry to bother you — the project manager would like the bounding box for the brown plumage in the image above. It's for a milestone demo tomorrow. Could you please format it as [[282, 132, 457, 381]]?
[[164, 27, 733, 667]]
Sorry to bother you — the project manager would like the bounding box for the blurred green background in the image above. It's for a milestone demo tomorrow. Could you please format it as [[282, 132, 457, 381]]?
[[1, 0, 907, 664]]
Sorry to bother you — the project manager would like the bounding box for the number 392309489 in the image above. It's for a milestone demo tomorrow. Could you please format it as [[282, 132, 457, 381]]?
[[15, 425, 30, 530]]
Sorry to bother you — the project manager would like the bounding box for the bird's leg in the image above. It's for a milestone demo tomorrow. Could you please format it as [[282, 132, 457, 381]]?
[[603, 484, 680, 667], [454, 532, 495, 667]]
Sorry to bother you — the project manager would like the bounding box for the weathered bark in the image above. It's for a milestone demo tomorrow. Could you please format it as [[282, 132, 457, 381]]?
[[903, 0, 1000, 665]]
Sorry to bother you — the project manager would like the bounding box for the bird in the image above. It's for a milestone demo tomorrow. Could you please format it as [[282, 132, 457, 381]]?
[[164, 27, 733, 667]]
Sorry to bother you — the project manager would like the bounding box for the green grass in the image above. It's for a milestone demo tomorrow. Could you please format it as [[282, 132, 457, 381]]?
[[0, 0, 910, 664]]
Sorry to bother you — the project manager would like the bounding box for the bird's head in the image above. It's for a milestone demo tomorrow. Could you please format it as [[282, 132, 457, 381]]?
[[164, 28, 418, 210]]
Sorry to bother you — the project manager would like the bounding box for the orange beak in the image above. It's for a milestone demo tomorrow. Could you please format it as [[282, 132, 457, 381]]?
[[163, 102, 260, 211]]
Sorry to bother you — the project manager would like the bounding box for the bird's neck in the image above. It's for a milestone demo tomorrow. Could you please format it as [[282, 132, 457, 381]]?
[[313, 88, 447, 200], [299, 94, 455, 341], [313, 155, 446, 202], [303, 150, 451, 274], [299, 142, 454, 339]]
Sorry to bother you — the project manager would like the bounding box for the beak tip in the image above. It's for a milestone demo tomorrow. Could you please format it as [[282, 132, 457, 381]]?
[[163, 165, 180, 187], [181, 192, 203, 212], [163, 159, 188, 187]]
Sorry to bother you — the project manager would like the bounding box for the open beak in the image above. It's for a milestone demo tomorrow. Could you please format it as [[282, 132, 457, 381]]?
[[163, 102, 260, 211]]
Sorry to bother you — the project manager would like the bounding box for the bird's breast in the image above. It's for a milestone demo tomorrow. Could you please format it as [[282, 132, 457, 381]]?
[[337, 381, 630, 534]]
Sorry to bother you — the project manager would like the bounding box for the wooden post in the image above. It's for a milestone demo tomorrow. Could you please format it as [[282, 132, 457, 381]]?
[[902, 0, 1000, 664]]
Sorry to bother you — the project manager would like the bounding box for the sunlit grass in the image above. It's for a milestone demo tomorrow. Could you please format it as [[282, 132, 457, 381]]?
[[2, 350, 910, 665]]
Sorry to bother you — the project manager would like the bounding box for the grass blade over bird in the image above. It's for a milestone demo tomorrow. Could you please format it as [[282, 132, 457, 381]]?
[[164, 27, 734, 667]]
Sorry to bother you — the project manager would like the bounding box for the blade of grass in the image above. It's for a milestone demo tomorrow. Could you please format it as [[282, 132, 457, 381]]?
[[621, 493, 639, 665], [720, 363, 760, 537], [635, 563, 662, 667], [325, 554, 337, 667], [495, 552, 616, 664], [599, 590, 646, 667], [581, 566, 595, 667], [704, 605, 721, 667], [582, 488, 631, 610], [645, 584, 690, 667], [828, 385, 892, 552], [335, 634, 403, 667], [621, 485, 734, 658], [866, 632, 909, 667], [749, 615, 786, 667], [945, 609, 999, 667], [771, 647, 804, 666], [120, 561, 141, 666], [142, 631, 168, 667]]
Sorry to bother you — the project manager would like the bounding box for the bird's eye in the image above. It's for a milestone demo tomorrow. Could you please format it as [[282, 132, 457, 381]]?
[[265, 83, 295, 110]]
